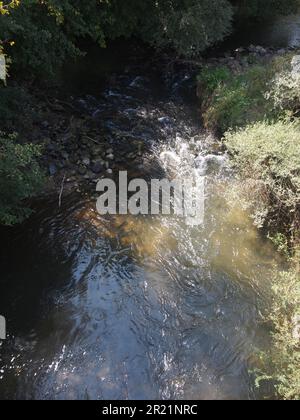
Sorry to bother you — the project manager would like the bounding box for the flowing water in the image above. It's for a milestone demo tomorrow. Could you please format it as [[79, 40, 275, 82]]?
[[0, 70, 278, 400], [216, 11, 300, 51]]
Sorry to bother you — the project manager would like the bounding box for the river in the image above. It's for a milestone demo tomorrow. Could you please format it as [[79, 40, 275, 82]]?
[[1, 12, 299, 400], [214, 11, 300, 52]]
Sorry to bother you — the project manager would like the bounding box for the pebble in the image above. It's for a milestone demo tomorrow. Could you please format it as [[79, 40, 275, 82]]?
[[82, 157, 91, 166], [49, 163, 57, 176], [78, 166, 87, 176], [91, 161, 103, 174], [61, 151, 69, 160]]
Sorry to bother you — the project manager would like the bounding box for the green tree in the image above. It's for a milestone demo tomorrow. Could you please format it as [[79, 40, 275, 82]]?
[[0, 0, 233, 78], [0, 0, 299, 78], [0, 133, 45, 225], [230, 0, 299, 19]]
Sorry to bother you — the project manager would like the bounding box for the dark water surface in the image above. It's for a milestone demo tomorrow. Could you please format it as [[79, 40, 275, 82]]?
[[216, 12, 300, 52]]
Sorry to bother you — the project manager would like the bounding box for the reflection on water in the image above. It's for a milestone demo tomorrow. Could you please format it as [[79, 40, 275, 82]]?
[[220, 13, 300, 50], [262, 13, 300, 48], [0, 71, 277, 400]]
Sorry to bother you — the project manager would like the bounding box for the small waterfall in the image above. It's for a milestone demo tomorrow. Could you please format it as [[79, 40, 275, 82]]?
[[158, 133, 228, 226]]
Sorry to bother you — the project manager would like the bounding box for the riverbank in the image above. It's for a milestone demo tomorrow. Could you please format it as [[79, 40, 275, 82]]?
[[197, 46, 300, 400]]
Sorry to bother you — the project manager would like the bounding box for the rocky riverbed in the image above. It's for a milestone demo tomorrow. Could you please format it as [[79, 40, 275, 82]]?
[[17, 44, 297, 204]]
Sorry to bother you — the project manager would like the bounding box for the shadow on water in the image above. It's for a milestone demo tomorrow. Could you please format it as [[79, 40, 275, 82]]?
[[210, 12, 300, 55]]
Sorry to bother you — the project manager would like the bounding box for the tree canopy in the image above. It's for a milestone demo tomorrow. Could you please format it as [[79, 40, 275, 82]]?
[[0, 0, 299, 77]]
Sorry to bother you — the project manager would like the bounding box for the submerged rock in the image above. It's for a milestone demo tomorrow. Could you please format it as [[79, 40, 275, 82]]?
[[78, 166, 87, 176], [82, 157, 91, 166], [91, 161, 103, 174], [49, 163, 57, 176]]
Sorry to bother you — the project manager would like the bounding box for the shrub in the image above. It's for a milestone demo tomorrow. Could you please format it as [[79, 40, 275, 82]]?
[[0, 85, 33, 130], [197, 66, 231, 95], [153, 0, 233, 57], [1, 1, 299, 80], [201, 65, 277, 133], [266, 70, 300, 115], [198, 54, 298, 134], [0, 0, 232, 78], [224, 121, 300, 234], [0, 1, 20, 15], [257, 268, 300, 400], [0, 133, 45, 225], [231, 0, 299, 20]]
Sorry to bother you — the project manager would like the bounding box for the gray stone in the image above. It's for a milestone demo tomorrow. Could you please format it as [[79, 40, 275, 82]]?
[[78, 166, 87, 176], [61, 151, 69, 160], [257, 46, 267, 55], [158, 117, 172, 126], [49, 163, 57, 176], [91, 161, 103, 174], [92, 146, 104, 155], [249, 45, 267, 55], [46, 143, 56, 153], [82, 157, 91, 166], [84, 171, 94, 180], [41, 121, 49, 129], [277, 49, 286, 55]]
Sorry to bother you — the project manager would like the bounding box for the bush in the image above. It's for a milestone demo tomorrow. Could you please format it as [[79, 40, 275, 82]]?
[[0, 133, 45, 225], [0, 1, 100, 78], [201, 64, 277, 132], [220, 56, 300, 400], [197, 66, 231, 95], [257, 268, 300, 400], [153, 0, 233, 57], [0, 0, 234, 78], [266, 69, 300, 115], [200, 54, 296, 133], [231, 0, 299, 20], [0, 85, 33, 130], [224, 121, 300, 233], [1, 1, 299, 80]]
